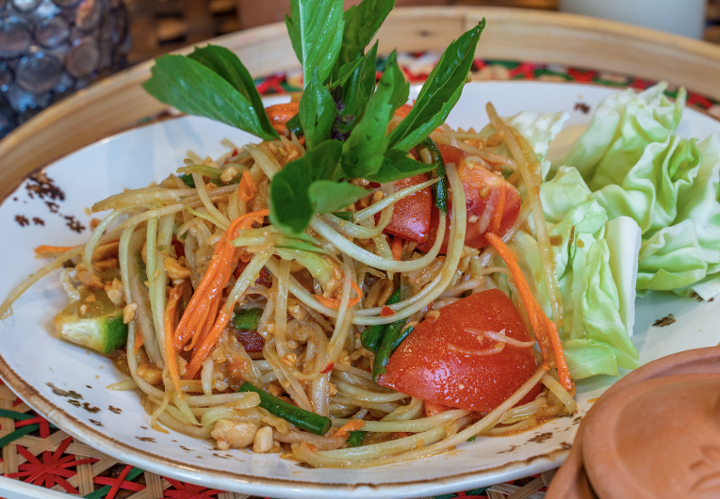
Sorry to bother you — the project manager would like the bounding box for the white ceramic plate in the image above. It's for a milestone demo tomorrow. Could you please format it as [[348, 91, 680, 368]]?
[[1, 81, 718, 499]]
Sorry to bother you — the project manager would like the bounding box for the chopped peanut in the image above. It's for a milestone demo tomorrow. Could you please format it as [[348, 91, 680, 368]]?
[[105, 279, 124, 307], [281, 353, 297, 367], [136, 363, 163, 385], [327, 382, 338, 397], [75, 264, 104, 290], [84, 294, 96, 303], [123, 303, 138, 324], [267, 382, 282, 397], [92, 241, 119, 261], [253, 426, 274, 453], [94, 258, 118, 271], [220, 166, 239, 183], [211, 420, 258, 450], [164, 256, 192, 280]]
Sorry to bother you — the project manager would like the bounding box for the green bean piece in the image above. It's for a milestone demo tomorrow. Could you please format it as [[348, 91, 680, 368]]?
[[346, 430, 366, 447], [238, 382, 332, 436], [419, 137, 448, 213], [360, 287, 402, 352], [233, 308, 263, 331], [372, 321, 414, 382]]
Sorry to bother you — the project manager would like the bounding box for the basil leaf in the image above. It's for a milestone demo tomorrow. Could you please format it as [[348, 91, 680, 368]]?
[[393, 83, 463, 152], [338, 0, 395, 68], [363, 149, 435, 183], [286, 114, 303, 137], [286, 0, 345, 86], [187, 45, 275, 138], [340, 52, 408, 179], [329, 53, 363, 91], [387, 20, 485, 151], [309, 180, 367, 214], [335, 41, 378, 136], [270, 141, 367, 235], [300, 69, 337, 149], [143, 54, 279, 141]]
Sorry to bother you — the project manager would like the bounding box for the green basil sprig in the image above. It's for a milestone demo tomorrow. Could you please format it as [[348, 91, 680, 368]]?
[[143, 46, 278, 141], [337, 0, 395, 69], [285, 0, 345, 86], [269, 140, 368, 236], [340, 52, 409, 179], [300, 69, 337, 149], [388, 20, 486, 151]]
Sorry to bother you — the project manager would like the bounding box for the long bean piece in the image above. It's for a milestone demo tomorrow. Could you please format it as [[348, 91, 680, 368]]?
[[361, 287, 402, 352], [238, 382, 332, 436]]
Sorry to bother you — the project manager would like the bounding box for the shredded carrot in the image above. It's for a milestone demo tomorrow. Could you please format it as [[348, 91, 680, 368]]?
[[424, 400, 448, 418], [238, 171, 256, 202], [164, 281, 187, 397], [390, 235, 404, 261], [180, 210, 270, 377], [334, 419, 365, 438], [174, 210, 268, 351], [34, 245, 76, 254], [185, 308, 233, 379], [134, 330, 144, 353], [380, 306, 395, 317], [488, 181, 507, 235], [315, 280, 363, 309], [486, 233, 572, 390], [184, 290, 222, 352]]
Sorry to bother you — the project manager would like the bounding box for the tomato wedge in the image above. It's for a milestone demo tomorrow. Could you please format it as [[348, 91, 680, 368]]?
[[378, 173, 433, 242], [378, 289, 541, 413], [417, 144, 521, 252]]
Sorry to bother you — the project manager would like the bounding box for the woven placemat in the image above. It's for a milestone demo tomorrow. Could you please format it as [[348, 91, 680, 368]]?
[[1, 52, 715, 499]]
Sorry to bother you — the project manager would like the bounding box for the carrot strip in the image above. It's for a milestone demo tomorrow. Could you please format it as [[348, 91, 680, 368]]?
[[486, 233, 548, 358], [488, 181, 506, 235], [173, 239, 226, 348], [185, 308, 233, 379], [334, 419, 365, 438], [486, 233, 572, 390], [540, 314, 573, 391], [165, 282, 186, 397], [178, 210, 270, 374], [238, 171, 256, 202], [390, 236, 403, 261], [424, 400, 448, 418], [184, 289, 221, 352], [134, 330, 144, 353], [34, 245, 76, 254], [314, 280, 363, 309]]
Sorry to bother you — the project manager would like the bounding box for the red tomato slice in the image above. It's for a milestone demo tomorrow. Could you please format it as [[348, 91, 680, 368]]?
[[378, 289, 541, 413], [378, 173, 433, 243], [417, 144, 521, 253]]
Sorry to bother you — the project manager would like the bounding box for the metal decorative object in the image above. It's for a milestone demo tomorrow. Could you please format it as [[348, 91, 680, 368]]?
[[0, 0, 129, 138]]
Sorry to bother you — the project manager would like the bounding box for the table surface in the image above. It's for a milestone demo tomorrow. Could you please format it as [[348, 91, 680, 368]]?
[[0, 50, 717, 499]]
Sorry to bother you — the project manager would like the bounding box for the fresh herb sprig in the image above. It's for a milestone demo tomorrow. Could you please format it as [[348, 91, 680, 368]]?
[[143, 0, 485, 237]]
